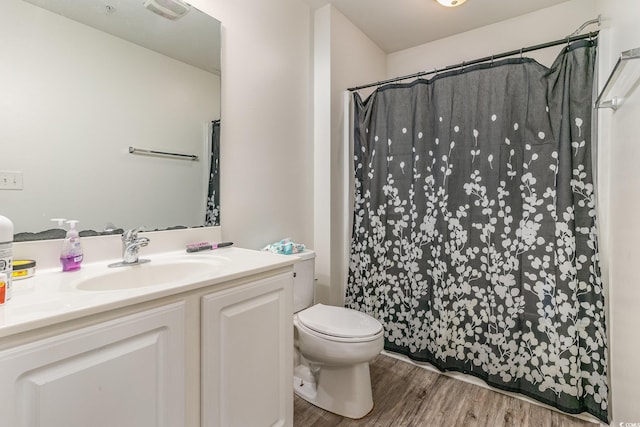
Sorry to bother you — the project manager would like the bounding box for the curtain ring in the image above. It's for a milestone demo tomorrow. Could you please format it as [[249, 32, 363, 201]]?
[[461, 61, 465, 72], [490, 55, 494, 66], [519, 48, 523, 59]]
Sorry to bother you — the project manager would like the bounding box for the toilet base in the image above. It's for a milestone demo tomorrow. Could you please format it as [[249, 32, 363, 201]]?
[[293, 361, 374, 419]]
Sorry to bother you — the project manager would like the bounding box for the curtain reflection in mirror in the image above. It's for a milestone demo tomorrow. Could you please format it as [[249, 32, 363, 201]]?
[[205, 120, 220, 226]]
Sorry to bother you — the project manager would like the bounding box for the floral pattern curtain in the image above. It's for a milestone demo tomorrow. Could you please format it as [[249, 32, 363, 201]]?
[[205, 119, 220, 226], [346, 40, 608, 422]]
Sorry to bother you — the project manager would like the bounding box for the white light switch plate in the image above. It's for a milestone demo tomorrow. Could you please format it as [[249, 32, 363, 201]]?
[[0, 171, 23, 190]]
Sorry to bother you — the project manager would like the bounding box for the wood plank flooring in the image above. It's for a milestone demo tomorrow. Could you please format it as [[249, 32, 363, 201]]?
[[294, 354, 597, 427]]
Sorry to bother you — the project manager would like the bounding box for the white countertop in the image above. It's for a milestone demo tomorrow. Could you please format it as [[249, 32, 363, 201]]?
[[0, 247, 296, 339]]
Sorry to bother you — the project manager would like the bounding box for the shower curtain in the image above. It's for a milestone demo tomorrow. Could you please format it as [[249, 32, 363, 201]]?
[[205, 119, 220, 226], [346, 40, 608, 422]]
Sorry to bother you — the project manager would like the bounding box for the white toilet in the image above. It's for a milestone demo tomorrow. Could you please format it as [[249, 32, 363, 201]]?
[[292, 250, 384, 419]]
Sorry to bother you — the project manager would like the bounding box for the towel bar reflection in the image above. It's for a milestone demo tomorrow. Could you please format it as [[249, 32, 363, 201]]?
[[129, 146, 199, 161]]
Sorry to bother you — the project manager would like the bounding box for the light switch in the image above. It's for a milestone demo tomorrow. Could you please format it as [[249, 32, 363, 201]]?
[[0, 171, 23, 190]]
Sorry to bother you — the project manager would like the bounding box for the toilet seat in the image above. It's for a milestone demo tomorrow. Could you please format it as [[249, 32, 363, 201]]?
[[297, 304, 383, 341]]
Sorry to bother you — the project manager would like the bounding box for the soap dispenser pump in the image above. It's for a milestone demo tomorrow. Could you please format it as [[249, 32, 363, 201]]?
[[51, 218, 66, 238], [60, 220, 83, 272]]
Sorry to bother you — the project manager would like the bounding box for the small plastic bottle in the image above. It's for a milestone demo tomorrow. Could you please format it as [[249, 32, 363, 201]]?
[[60, 220, 83, 272], [0, 272, 7, 305], [0, 214, 13, 300]]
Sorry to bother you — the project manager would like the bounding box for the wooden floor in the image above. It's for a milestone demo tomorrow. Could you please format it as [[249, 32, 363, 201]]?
[[294, 354, 596, 427]]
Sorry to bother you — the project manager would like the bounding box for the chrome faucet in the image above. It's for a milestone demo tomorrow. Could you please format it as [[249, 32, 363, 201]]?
[[109, 227, 150, 267], [122, 227, 150, 264]]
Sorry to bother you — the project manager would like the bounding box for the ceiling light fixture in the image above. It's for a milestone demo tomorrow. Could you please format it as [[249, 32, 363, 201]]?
[[435, 0, 468, 7]]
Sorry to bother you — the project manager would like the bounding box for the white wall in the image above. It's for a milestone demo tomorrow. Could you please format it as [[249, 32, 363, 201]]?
[[312, 5, 386, 304], [596, 0, 640, 423], [314, 6, 333, 304], [186, 0, 314, 251], [388, 0, 598, 75], [0, 0, 219, 233]]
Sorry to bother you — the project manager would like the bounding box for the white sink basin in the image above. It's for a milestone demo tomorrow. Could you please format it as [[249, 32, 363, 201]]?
[[73, 256, 229, 291]]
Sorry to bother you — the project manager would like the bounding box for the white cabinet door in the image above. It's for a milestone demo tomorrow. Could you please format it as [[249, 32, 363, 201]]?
[[0, 302, 186, 427], [202, 272, 293, 427]]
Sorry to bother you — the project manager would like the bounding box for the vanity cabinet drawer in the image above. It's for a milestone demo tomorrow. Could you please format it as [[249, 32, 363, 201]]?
[[0, 302, 186, 427], [201, 272, 293, 427]]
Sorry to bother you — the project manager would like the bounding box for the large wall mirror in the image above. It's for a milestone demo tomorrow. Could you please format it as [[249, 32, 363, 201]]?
[[1, 0, 221, 241]]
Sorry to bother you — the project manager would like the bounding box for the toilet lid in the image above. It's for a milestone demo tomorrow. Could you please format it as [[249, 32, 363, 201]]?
[[297, 304, 383, 338]]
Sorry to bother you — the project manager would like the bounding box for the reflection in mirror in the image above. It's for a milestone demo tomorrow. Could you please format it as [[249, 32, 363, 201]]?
[[1, 0, 221, 241]]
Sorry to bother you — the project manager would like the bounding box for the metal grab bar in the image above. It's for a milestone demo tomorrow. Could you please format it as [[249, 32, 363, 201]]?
[[129, 146, 198, 161]]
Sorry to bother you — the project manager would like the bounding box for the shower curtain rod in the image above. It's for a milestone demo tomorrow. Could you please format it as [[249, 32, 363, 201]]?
[[347, 30, 599, 92]]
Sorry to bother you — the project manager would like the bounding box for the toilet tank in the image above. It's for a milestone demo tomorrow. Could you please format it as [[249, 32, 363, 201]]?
[[292, 250, 315, 313]]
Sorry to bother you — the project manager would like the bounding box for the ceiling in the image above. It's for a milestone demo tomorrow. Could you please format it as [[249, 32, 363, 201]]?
[[303, 0, 572, 53], [21, 0, 221, 74]]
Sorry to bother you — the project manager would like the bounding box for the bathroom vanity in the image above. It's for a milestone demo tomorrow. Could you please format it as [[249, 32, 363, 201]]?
[[0, 247, 295, 427]]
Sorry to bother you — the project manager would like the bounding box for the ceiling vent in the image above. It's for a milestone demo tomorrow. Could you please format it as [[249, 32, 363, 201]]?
[[144, 0, 190, 20]]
